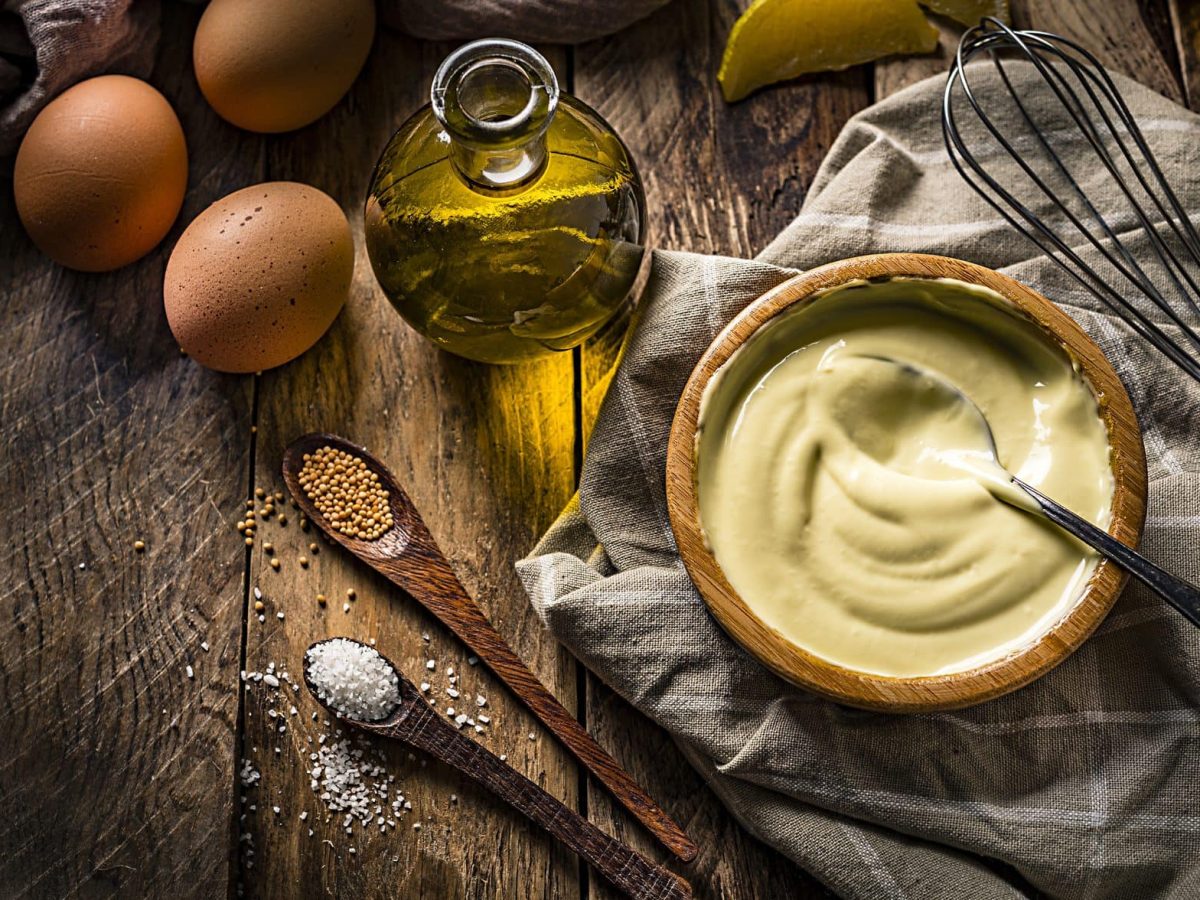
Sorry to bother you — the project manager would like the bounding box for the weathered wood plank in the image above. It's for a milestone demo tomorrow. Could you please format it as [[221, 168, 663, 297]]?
[[236, 33, 583, 900], [878, 1, 1183, 103], [1168, 0, 1200, 109], [575, 0, 869, 896], [0, 5, 255, 897]]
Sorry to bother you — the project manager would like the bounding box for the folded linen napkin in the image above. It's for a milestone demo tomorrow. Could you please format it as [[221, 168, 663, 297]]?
[[517, 64, 1200, 899]]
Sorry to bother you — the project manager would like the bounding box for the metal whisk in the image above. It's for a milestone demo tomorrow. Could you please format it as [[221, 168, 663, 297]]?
[[943, 17, 1200, 383]]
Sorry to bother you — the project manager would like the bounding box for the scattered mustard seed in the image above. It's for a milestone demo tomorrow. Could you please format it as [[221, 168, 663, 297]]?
[[263, 542, 275, 554], [254, 600, 264, 613], [134, 540, 146, 552], [245, 537, 254, 547], [346, 588, 356, 601], [274, 491, 284, 502], [277, 515, 288, 527], [317, 594, 327, 607], [255, 488, 265, 499], [270, 558, 280, 570], [309, 543, 319, 553], [299, 556, 308, 568], [297, 445, 394, 540]]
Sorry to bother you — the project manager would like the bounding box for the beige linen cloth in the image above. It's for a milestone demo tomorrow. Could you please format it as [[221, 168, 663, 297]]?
[[517, 64, 1200, 899]]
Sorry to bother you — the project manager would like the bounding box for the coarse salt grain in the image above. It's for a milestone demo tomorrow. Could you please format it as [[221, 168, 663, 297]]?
[[305, 639, 401, 722]]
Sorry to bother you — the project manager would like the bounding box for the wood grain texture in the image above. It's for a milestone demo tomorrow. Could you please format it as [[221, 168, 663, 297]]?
[[1169, 0, 1200, 109], [666, 254, 1146, 711], [236, 34, 586, 900], [280, 432, 696, 863], [0, 6, 253, 897], [574, 0, 868, 896], [313, 648, 693, 900]]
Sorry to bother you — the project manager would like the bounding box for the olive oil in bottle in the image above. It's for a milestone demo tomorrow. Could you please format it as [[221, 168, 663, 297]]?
[[364, 40, 646, 364]]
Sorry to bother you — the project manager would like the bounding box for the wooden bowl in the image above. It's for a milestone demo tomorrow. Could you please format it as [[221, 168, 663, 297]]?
[[666, 253, 1147, 712]]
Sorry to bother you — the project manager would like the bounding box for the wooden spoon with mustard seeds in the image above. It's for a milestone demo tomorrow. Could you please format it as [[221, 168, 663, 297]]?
[[302, 638, 693, 900], [282, 432, 699, 864]]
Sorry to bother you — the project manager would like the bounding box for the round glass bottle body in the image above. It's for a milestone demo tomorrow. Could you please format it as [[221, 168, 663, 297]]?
[[364, 40, 645, 364]]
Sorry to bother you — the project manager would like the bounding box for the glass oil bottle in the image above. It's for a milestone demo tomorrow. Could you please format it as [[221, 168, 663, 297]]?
[[364, 39, 646, 364]]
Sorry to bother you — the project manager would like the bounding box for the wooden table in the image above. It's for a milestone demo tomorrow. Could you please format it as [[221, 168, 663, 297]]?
[[2, 2, 1195, 897]]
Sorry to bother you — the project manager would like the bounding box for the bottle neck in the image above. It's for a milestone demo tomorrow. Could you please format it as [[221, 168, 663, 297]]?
[[431, 40, 559, 193]]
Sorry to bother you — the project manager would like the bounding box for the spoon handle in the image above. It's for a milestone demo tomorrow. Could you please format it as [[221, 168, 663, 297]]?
[[1015, 479, 1200, 627], [380, 703, 693, 900], [375, 539, 699, 862]]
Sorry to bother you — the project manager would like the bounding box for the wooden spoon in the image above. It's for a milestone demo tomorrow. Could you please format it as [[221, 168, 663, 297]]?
[[282, 432, 699, 863], [302, 639, 692, 900]]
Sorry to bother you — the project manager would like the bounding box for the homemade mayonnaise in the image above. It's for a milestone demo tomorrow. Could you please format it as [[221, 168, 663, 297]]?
[[696, 277, 1114, 677]]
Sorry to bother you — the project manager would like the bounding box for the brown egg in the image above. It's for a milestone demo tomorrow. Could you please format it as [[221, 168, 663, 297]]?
[[14, 75, 187, 272], [194, 0, 375, 133], [164, 182, 353, 373]]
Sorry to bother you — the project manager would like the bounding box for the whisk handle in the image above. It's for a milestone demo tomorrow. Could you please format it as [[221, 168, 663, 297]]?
[[1014, 479, 1200, 628]]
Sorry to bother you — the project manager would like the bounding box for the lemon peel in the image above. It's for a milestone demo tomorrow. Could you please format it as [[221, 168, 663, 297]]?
[[718, 0, 939, 102]]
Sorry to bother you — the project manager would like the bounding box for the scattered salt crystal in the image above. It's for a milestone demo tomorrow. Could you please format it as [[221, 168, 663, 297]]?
[[467, 656, 478, 666], [500, 754, 507, 762], [254, 587, 262, 600], [201, 641, 210, 652], [446, 707, 455, 716], [299, 811, 308, 821], [474, 725, 483, 733], [419, 682, 430, 693], [446, 688, 459, 699], [186, 665, 194, 679], [528, 732, 535, 741], [277, 612, 285, 620], [475, 695, 487, 708], [263, 674, 280, 688], [425, 659, 435, 671], [421, 632, 430, 642]]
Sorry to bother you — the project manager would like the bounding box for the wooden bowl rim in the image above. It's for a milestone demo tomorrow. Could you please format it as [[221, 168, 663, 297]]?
[[665, 253, 1147, 712]]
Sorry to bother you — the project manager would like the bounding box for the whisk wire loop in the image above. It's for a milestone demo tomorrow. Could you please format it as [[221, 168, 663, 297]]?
[[943, 18, 1200, 382]]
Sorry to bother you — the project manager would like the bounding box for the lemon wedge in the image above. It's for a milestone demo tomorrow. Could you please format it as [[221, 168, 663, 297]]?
[[718, 0, 939, 102], [920, 0, 1010, 26]]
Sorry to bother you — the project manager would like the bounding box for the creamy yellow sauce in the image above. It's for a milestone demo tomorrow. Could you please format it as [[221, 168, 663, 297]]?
[[696, 277, 1113, 677]]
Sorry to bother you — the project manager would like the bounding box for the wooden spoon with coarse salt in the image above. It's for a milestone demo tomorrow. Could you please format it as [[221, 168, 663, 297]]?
[[303, 637, 692, 900], [281, 432, 699, 864]]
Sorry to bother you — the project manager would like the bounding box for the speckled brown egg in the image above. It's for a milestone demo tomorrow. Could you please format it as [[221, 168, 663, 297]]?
[[194, 0, 375, 133], [14, 75, 187, 272], [164, 182, 353, 373]]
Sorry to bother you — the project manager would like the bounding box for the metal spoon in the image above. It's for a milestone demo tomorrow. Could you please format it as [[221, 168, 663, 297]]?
[[851, 356, 1200, 627], [302, 639, 693, 900]]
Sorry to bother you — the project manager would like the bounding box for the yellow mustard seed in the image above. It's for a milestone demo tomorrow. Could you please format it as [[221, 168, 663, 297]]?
[[298, 556, 308, 568], [134, 540, 146, 552], [270, 558, 280, 570], [263, 542, 275, 554], [255, 488, 265, 499], [317, 594, 326, 607], [254, 600, 264, 613], [346, 588, 356, 600], [297, 445, 395, 541], [244, 537, 254, 547]]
